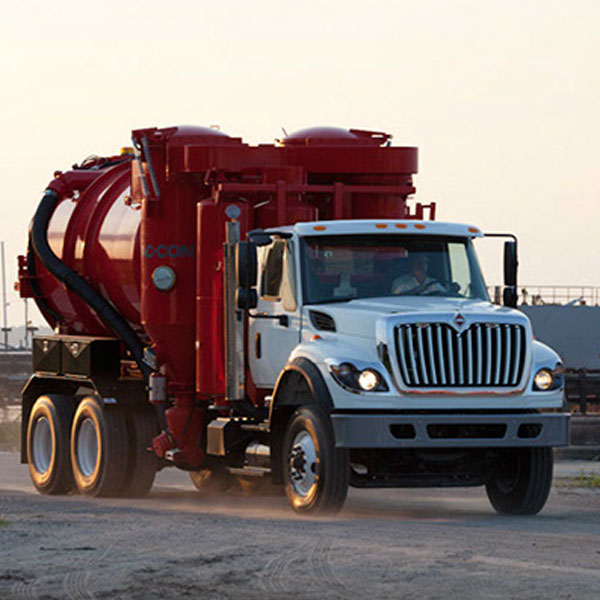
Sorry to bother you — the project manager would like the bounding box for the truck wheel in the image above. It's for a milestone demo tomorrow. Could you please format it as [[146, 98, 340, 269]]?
[[70, 397, 129, 497], [26, 395, 75, 495], [283, 406, 349, 514], [120, 407, 161, 497], [485, 447, 553, 515]]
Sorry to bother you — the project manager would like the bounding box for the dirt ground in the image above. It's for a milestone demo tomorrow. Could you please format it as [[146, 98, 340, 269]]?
[[1, 452, 599, 600]]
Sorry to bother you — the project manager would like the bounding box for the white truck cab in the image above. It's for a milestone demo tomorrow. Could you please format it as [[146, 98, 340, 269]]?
[[235, 219, 568, 514]]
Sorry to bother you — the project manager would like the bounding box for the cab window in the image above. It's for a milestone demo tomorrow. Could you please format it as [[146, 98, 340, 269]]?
[[261, 241, 285, 300]]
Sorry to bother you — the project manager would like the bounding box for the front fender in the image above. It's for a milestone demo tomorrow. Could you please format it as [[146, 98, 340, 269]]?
[[529, 340, 564, 394], [268, 356, 334, 483], [531, 339, 562, 373], [270, 356, 334, 419]]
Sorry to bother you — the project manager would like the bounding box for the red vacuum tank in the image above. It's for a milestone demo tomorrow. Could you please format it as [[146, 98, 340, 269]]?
[[20, 124, 420, 401]]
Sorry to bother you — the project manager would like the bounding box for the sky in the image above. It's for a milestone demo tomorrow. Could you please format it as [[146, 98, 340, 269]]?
[[1, 0, 599, 332]]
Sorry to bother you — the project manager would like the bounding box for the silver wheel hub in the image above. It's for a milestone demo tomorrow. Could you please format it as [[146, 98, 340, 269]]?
[[32, 416, 53, 474], [288, 431, 317, 497], [77, 418, 99, 477]]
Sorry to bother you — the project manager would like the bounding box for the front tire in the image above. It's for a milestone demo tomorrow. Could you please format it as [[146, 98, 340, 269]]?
[[26, 395, 74, 495], [283, 406, 349, 514], [485, 447, 553, 515], [70, 397, 129, 497]]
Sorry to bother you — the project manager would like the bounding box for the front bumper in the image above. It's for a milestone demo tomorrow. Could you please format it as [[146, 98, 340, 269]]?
[[331, 412, 570, 449]]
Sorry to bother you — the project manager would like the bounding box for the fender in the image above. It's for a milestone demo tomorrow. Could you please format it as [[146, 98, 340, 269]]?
[[268, 356, 334, 483], [269, 356, 333, 422]]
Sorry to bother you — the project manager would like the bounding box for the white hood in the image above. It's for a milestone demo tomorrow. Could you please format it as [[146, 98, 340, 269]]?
[[306, 297, 527, 339]]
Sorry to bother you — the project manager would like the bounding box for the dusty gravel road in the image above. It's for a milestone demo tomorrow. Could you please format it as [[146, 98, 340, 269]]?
[[1, 451, 599, 600]]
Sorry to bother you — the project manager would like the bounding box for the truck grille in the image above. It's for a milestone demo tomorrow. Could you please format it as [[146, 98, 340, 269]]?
[[394, 323, 526, 388]]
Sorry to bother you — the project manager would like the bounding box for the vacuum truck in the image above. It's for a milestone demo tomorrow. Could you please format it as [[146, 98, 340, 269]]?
[[17, 124, 569, 514]]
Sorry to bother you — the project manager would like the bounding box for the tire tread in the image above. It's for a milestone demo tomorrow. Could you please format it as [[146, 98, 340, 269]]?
[[486, 447, 553, 515]]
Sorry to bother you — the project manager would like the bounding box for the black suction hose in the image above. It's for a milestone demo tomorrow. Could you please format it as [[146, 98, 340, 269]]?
[[31, 189, 153, 382], [26, 238, 61, 327]]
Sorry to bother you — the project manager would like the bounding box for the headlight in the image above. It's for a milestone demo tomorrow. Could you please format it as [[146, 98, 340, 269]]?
[[330, 363, 388, 393], [533, 368, 554, 391], [357, 369, 380, 391]]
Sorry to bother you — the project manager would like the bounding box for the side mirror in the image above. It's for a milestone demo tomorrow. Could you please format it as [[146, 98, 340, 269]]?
[[504, 241, 517, 287], [503, 241, 518, 308], [235, 241, 258, 310], [247, 229, 272, 247], [236, 287, 258, 310], [235, 241, 257, 289], [503, 287, 518, 308]]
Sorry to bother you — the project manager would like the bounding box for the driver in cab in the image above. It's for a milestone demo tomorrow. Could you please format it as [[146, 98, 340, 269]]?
[[391, 253, 446, 296]]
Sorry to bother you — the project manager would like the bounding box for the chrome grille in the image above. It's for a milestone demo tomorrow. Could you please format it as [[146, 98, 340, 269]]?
[[394, 323, 526, 387]]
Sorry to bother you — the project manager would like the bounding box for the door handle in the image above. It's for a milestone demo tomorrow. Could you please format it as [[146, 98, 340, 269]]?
[[254, 333, 262, 359], [249, 312, 289, 327]]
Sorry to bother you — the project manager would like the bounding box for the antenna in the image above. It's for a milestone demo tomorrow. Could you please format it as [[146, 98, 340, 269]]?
[[1, 241, 11, 352]]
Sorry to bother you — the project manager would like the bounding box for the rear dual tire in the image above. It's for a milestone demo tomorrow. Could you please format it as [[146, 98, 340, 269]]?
[[27, 395, 75, 495], [70, 397, 129, 497], [120, 406, 161, 497], [27, 395, 159, 498]]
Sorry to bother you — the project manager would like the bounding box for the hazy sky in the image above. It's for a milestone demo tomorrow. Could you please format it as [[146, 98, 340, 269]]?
[[1, 0, 599, 330]]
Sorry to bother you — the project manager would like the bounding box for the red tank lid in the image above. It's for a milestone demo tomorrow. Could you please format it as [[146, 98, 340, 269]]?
[[133, 125, 243, 146], [282, 126, 392, 147]]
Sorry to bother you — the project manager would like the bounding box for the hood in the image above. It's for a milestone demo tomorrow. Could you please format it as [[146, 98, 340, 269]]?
[[305, 297, 526, 339]]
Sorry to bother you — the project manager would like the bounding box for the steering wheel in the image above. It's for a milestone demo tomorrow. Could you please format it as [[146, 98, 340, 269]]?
[[396, 279, 443, 296]]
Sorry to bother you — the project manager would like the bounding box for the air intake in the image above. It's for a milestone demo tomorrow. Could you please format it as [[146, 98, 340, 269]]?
[[309, 310, 336, 332]]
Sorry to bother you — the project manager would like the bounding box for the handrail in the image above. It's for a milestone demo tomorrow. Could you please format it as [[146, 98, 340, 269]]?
[[488, 285, 600, 306]]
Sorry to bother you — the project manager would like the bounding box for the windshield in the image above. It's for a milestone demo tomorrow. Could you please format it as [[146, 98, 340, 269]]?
[[301, 235, 489, 304]]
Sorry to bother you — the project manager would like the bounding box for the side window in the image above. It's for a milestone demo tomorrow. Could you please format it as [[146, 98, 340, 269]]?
[[280, 241, 297, 312], [448, 242, 470, 296], [261, 241, 285, 300]]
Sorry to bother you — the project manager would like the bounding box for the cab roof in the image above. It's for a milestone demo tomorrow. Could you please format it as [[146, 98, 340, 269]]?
[[284, 220, 484, 238]]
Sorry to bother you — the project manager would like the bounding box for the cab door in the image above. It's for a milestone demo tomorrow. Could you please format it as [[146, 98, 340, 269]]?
[[249, 239, 301, 387]]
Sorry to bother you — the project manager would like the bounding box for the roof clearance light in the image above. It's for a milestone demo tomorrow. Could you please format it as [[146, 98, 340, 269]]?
[[468, 227, 480, 234], [414, 224, 426, 230], [313, 225, 326, 231], [375, 223, 388, 229], [395, 223, 407, 229]]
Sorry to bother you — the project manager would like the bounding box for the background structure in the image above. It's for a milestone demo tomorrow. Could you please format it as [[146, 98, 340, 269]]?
[[1, 0, 599, 330]]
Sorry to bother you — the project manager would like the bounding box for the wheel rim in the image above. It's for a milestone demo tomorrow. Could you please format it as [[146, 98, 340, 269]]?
[[77, 418, 99, 477], [32, 416, 53, 474], [288, 431, 318, 498]]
